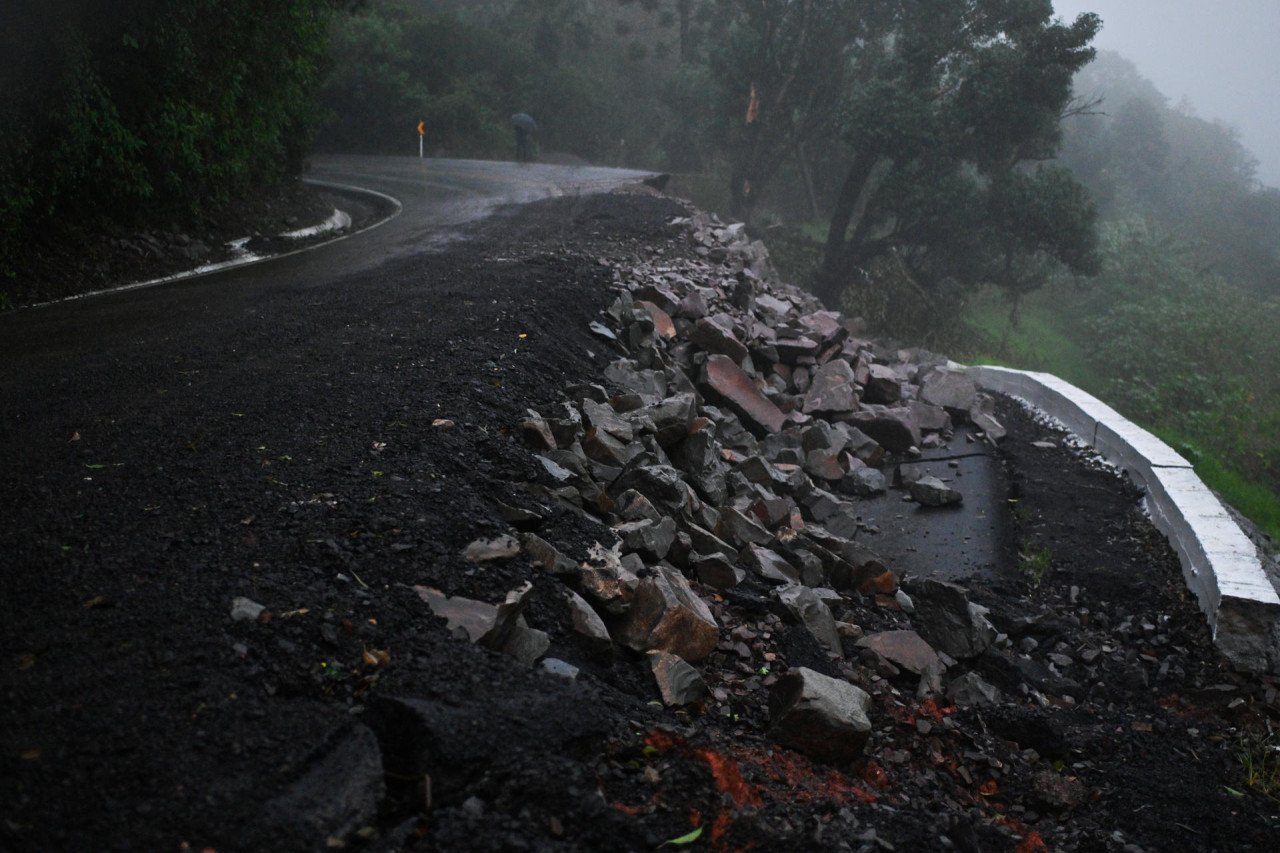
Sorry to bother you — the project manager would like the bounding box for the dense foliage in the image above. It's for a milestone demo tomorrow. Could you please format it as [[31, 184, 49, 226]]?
[[316, 0, 726, 164], [0, 1, 342, 269], [1057, 51, 1280, 298]]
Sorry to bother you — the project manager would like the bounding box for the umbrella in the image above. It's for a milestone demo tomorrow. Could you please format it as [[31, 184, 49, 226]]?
[[511, 113, 538, 133]]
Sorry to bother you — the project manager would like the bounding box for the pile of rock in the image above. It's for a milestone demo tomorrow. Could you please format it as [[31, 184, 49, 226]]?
[[430, 210, 1011, 763]]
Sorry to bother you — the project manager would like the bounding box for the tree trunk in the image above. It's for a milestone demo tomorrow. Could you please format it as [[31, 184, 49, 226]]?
[[816, 152, 891, 305], [678, 0, 692, 64], [794, 142, 820, 222]]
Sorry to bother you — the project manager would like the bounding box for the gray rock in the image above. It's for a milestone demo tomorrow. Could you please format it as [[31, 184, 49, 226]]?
[[862, 363, 902, 404], [776, 584, 843, 655], [769, 667, 873, 762], [540, 658, 580, 681], [231, 596, 266, 622], [521, 533, 579, 577], [614, 517, 677, 560], [690, 314, 749, 362], [969, 392, 1007, 441], [565, 589, 612, 655], [716, 505, 774, 547], [843, 467, 886, 497], [920, 367, 977, 417], [649, 651, 708, 705], [947, 671, 1003, 707], [909, 475, 963, 507], [462, 534, 522, 562], [842, 407, 921, 454], [856, 630, 944, 675], [743, 544, 800, 584], [802, 358, 860, 414], [502, 622, 550, 667], [692, 551, 746, 588], [907, 577, 997, 659], [581, 427, 640, 467], [609, 464, 688, 510]]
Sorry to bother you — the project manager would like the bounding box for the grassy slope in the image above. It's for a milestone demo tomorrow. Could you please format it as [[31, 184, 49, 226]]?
[[961, 294, 1280, 542]]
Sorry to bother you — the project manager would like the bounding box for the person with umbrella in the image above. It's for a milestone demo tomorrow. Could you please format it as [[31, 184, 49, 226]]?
[[512, 113, 538, 163]]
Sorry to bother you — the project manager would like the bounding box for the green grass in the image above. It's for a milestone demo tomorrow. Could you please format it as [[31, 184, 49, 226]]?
[[963, 292, 1280, 543], [1152, 427, 1280, 542], [960, 293, 1102, 389]]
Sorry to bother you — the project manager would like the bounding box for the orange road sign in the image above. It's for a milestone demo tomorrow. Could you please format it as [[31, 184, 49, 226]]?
[[417, 121, 425, 135]]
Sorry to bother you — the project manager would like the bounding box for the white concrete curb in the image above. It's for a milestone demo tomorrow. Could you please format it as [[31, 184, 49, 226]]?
[[967, 364, 1280, 674], [281, 208, 351, 239]]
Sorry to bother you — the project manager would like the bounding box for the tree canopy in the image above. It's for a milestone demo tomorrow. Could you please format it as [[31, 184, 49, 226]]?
[[0, 0, 343, 264], [1056, 50, 1280, 296], [810, 0, 1102, 307]]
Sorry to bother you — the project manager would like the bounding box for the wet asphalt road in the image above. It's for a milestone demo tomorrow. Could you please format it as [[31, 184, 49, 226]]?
[[0, 156, 652, 367]]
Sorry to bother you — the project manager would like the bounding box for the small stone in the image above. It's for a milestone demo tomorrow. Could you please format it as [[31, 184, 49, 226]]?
[[946, 671, 1003, 707], [231, 596, 266, 622], [462, 534, 522, 562], [909, 476, 963, 507], [541, 658, 580, 681]]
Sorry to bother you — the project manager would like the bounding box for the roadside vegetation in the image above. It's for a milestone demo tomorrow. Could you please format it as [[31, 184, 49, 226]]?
[[961, 52, 1280, 541], [0, 2, 344, 262]]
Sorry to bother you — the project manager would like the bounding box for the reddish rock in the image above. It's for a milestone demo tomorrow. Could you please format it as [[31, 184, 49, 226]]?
[[798, 310, 844, 343], [617, 565, 719, 662], [804, 448, 846, 482], [520, 414, 557, 450], [636, 300, 677, 339], [699, 354, 786, 436], [859, 570, 900, 596], [856, 630, 943, 675]]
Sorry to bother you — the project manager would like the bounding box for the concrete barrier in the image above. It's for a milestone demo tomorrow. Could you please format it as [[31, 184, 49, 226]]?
[[966, 364, 1280, 674]]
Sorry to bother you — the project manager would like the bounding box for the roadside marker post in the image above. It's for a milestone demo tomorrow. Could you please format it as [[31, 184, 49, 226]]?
[[417, 121, 424, 158]]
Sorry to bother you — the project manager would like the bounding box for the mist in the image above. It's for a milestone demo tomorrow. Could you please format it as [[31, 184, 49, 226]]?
[[1053, 0, 1280, 188]]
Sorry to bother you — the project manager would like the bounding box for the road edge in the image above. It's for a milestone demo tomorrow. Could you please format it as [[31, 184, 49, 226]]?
[[13, 180, 402, 311], [967, 364, 1280, 675]]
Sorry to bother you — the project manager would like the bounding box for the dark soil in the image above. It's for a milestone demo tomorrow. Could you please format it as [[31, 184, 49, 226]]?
[[2, 190, 1278, 853]]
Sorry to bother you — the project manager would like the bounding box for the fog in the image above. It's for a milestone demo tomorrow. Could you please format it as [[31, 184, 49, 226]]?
[[1053, 1, 1280, 188]]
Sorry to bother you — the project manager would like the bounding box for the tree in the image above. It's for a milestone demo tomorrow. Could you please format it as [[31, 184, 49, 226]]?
[[813, 0, 1101, 307], [709, 0, 883, 222], [1055, 50, 1280, 296], [1, 0, 343, 264]]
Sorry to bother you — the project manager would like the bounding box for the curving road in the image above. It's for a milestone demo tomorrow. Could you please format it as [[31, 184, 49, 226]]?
[[0, 155, 652, 360]]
